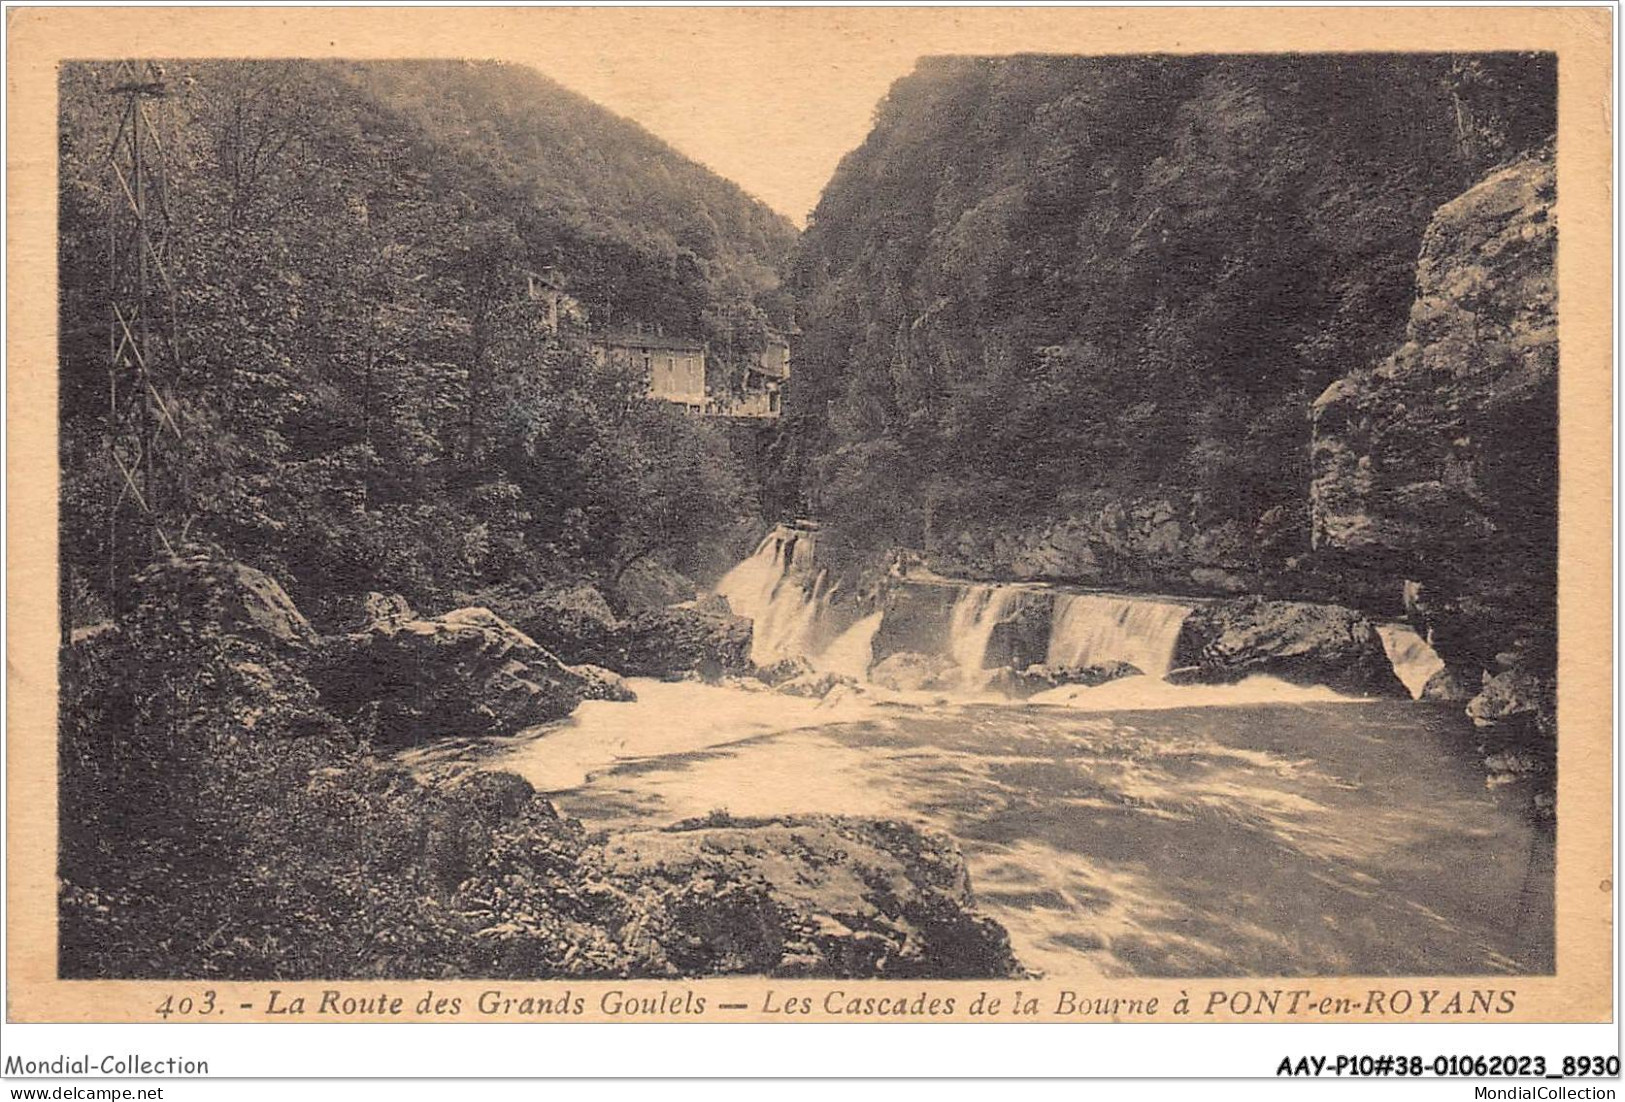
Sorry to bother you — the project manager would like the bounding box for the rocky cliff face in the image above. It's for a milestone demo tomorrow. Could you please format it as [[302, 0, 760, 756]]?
[[928, 494, 1264, 596], [1311, 144, 1556, 699]]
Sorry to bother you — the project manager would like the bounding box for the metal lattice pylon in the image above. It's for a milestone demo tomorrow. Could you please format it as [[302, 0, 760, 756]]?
[[103, 59, 183, 601]]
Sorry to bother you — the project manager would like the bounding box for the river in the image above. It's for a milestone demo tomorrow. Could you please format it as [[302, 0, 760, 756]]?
[[458, 527, 1553, 978], [487, 676, 1552, 979]]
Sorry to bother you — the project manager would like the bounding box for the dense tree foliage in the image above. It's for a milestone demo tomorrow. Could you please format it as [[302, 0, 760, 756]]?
[[60, 61, 795, 623], [784, 53, 1555, 557]]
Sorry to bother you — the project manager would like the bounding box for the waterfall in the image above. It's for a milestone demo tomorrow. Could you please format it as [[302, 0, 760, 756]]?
[[758, 570, 831, 666], [1046, 593, 1192, 680], [947, 585, 1022, 689], [713, 531, 790, 620], [715, 531, 822, 666], [714, 527, 869, 671], [815, 611, 883, 680], [713, 533, 790, 633], [1376, 623, 1446, 700]]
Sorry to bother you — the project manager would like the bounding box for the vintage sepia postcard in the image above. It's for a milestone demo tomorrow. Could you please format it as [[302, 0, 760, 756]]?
[[3, 3, 1614, 1050]]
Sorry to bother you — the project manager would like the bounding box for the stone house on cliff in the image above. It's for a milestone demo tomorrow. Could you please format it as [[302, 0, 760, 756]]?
[[585, 322, 792, 418], [587, 329, 710, 412]]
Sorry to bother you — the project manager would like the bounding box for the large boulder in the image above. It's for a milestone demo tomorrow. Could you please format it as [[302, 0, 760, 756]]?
[[1421, 664, 1481, 703], [775, 671, 863, 699], [1176, 597, 1409, 696], [599, 815, 1020, 978], [565, 663, 637, 703], [109, 552, 349, 750], [587, 608, 754, 680], [614, 558, 699, 613], [754, 655, 816, 686], [1466, 668, 1554, 734], [455, 582, 755, 685], [130, 551, 319, 653], [488, 591, 752, 681], [94, 554, 348, 754], [456, 582, 621, 666], [316, 606, 591, 746], [1311, 144, 1556, 682], [356, 591, 415, 630]]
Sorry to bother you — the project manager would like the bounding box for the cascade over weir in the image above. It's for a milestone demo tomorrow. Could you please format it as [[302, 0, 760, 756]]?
[[713, 523, 1442, 699]]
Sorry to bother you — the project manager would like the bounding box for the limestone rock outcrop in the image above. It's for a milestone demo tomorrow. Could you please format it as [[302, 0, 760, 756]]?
[[1175, 597, 1409, 697], [937, 496, 1262, 598], [597, 815, 1021, 978], [130, 551, 320, 653], [317, 604, 592, 745], [1311, 144, 1556, 695]]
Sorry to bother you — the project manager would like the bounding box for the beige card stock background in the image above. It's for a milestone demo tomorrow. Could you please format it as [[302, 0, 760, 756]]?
[[5, 5, 1615, 1025]]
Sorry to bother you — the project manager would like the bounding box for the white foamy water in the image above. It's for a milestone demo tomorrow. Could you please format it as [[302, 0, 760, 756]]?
[[815, 610, 883, 679], [1026, 673, 1358, 711], [712, 528, 889, 678], [1376, 623, 1447, 699], [947, 585, 1022, 689], [523, 685, 1551, 979], [499, 671, 1363, 798], [714, 527, 865, 668], [475, 537, 1551, 980], [1046, 593, 1192, 679], [714, 532, 828, 666], [503, 677, 880, 793]]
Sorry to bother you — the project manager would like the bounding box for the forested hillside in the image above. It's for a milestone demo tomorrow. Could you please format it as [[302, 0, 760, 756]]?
[[59, 60, 797, 624], [784, 54, 1555, 581]]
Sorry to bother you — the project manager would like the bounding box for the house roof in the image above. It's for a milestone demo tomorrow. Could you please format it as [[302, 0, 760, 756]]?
[[589, 329, 706, 353]]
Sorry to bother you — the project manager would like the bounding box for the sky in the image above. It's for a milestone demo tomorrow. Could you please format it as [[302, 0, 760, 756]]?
[[501, 9, 959, 226]]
